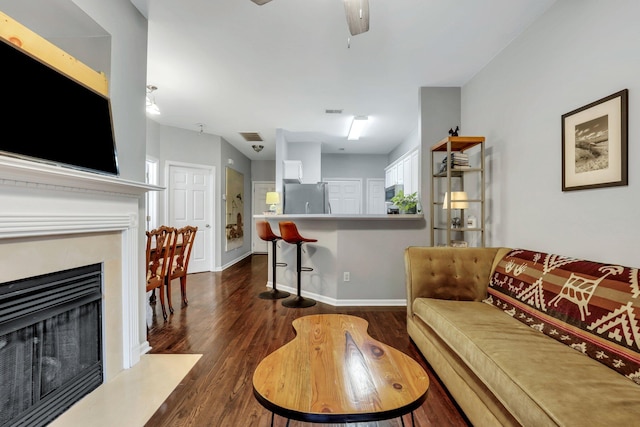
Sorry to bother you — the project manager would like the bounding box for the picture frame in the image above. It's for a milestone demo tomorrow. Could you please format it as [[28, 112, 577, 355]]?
[[561, 89, 628, 191], [225, 167, 244, 251]]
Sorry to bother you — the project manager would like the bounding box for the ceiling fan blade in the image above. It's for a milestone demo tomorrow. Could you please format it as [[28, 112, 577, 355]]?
[[343, 0, 369, 36], [251, 0, 273, 5]]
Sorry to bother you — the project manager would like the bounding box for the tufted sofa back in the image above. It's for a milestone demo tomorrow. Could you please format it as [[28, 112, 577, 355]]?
[[404, 247, 511, 318]]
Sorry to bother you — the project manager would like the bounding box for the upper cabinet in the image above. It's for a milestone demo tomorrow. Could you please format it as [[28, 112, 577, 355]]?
[[384, 147, 420, 195], [283, 160, 303, 183]]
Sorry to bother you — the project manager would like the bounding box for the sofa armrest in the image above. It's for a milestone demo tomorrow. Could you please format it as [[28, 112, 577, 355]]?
[[405, 247, 510, 317]]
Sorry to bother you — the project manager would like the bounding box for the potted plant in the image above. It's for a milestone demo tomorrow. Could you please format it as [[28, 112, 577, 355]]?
[[391, 190, 419, 214]]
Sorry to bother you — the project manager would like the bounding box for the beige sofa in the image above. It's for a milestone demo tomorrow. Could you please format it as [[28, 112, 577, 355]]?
[[405, 246, 640, 426]]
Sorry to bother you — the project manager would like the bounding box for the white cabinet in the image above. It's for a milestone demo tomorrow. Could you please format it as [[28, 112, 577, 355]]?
[[410, 150, 419, 196], [283, 160, 302, 183], [402, 156, 412, 194], [385, 164, 397, 188], [384, 148, 419, 194]]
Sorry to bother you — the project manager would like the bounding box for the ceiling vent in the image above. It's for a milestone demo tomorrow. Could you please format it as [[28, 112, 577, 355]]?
[[240, 132, 263, 142]]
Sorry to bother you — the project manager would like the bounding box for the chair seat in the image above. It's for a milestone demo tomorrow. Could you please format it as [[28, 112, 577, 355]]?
[[256, 220, 290, 300], [278, 221, 317, 308], [278, 221, 317, 245]]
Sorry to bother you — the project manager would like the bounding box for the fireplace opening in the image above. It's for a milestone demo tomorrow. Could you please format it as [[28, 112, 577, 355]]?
[[0, 263, 103, 427]]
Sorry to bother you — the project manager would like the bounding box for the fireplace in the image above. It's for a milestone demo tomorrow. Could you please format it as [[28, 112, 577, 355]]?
[[0, 155, 159, 422], [0, 264, 103, 426]]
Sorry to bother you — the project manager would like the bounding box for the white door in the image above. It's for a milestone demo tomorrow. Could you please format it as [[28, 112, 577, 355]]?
[[326, 180, 362, 214], [252, 181, 275, 253], [367, 178, 386, 214], [168, 163, 213, 273]]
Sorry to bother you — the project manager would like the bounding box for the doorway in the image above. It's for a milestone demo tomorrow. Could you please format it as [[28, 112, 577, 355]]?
[[166, 162, 214, 273], [252, 181, 275, 253]]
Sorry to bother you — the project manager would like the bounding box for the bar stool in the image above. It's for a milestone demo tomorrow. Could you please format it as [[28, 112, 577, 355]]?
[[278, 221, 317, 308], [256, 221, 290, 300]]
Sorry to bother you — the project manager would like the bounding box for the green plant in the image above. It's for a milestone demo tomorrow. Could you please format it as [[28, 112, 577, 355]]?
[[391, 190, 419, 212]]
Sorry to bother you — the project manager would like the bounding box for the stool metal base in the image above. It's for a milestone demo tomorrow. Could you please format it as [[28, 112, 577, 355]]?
[[258, 289, 290, 300], [282, 295, 316, 308]]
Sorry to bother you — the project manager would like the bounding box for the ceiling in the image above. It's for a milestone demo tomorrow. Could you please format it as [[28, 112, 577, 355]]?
[[137, 0, 558, 160], [3, 0, 556, 160]]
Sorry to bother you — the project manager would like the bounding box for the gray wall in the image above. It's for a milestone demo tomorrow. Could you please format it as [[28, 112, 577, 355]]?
[[150, 123, 254, 270], [419, 86, 461, 245], [252, 160, 276, 181], [389, 126, 419, 164], [321, 153, 387, 180], [462, 0, 639, 266]]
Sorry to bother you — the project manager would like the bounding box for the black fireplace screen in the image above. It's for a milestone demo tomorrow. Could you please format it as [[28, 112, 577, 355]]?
[[0, 263, 103, 427]]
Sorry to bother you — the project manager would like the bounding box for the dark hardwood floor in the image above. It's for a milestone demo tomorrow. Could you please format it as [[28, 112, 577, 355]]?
[[145, 254, 471, 427]]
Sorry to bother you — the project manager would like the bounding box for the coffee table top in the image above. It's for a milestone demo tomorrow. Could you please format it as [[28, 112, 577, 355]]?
[[252, 314, 430, 423]]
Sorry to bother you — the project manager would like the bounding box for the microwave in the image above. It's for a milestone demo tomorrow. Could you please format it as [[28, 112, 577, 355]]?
[[385, 184, 403, 202]]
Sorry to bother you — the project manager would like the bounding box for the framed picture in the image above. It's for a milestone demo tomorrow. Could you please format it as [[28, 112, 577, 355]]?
[[225, 167, 244, 251], [562, 89, 628, 191]]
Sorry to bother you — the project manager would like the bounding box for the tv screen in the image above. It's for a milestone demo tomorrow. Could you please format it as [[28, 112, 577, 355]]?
[[0, 38, 119, 176]]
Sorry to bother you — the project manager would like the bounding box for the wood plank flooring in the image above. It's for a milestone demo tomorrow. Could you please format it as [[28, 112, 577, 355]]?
[[145, 254, 471, 427]]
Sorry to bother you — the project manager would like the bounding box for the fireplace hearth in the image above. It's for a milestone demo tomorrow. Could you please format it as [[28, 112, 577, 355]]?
[[0, 264, 103, 427]]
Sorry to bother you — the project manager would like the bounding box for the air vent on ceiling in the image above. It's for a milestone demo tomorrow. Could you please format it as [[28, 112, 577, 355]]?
[[325, 109, 343, 114], [239, 132, 263, 142]]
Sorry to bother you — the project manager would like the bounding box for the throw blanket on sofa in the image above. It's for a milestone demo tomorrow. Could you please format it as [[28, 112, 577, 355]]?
[[485, 248, 640, 384]]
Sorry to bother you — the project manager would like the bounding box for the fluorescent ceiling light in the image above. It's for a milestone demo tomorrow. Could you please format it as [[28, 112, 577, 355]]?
[[347, 116, 368, 140]]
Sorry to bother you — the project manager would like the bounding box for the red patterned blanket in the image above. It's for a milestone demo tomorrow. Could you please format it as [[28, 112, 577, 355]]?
[[485, 249, 640, 384]]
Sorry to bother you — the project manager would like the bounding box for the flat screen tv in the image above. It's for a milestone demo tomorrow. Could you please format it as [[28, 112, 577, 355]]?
[[0, 38, 119, 176]]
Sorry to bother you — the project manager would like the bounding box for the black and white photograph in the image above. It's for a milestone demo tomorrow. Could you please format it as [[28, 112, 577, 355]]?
[[562, 89, 628, 191]]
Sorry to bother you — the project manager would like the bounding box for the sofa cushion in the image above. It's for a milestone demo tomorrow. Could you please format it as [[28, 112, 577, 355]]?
[[412, 297, 640, 426], [486, 249, 640, 383]]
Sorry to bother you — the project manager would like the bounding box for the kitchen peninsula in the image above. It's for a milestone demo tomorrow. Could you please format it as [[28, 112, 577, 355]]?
[[253, 213, 426, 306]]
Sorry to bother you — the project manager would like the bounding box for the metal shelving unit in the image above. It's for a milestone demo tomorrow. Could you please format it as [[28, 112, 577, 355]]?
[[430, 136, 485, 247]]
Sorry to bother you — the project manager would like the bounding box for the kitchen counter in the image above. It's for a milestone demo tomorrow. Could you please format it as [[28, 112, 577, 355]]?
[[253, 213, 427, 306], [254, 213, 423, 220]]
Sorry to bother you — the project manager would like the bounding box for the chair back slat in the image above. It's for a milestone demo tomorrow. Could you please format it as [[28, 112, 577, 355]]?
[[171, 226, 198, 278]]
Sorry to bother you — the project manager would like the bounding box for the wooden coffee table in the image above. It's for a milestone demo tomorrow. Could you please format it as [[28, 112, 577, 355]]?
[[253, 314, 429, 425]]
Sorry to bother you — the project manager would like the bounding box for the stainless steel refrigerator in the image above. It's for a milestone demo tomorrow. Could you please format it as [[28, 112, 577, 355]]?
[[283, 183, 330, 214]]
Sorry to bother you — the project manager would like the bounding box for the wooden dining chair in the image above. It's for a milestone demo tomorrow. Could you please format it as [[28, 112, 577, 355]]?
[[166, 225, 198, 312], [145, 225, 175, 320]]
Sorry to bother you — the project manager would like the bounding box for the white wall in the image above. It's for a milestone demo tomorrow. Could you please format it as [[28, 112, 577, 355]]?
[[463, 0, 640, 266]]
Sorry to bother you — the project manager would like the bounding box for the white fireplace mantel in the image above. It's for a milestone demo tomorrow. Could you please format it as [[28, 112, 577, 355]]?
[[0, 155, 159, 196], [0, 155, 163, 376]]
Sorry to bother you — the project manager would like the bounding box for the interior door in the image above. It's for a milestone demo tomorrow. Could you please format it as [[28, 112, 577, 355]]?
[[366, 178, 386, 214], [252, 181, 275, 253], [326, 179, 362, 214], [168, 164, 213, 273]]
